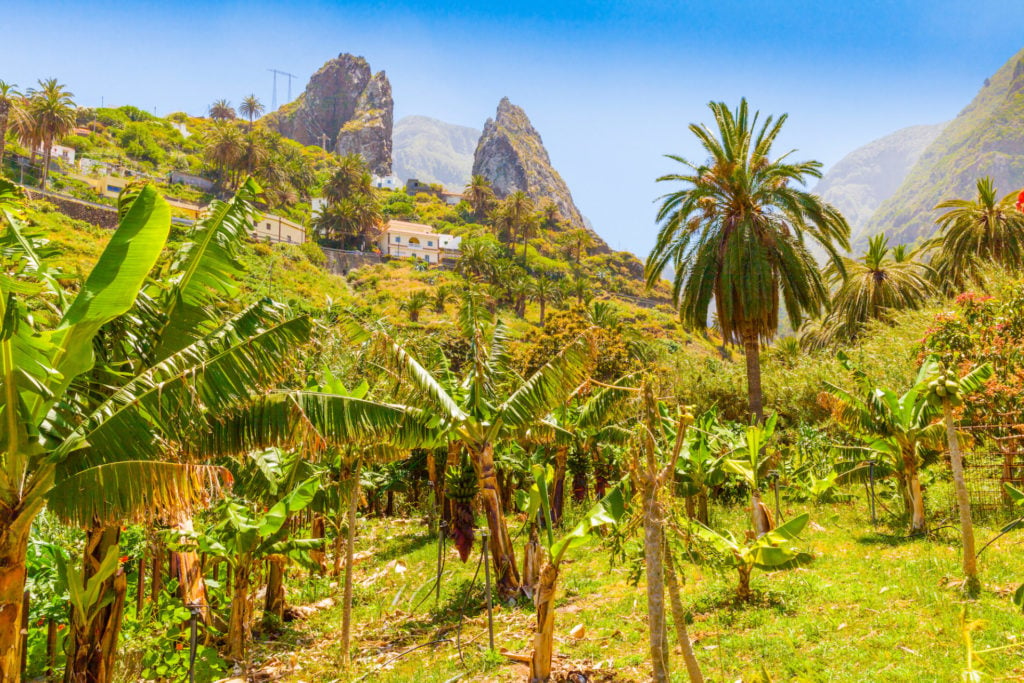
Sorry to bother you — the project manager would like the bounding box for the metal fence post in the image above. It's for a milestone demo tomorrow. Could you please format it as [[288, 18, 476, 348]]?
[[481, 529, 494, 652]]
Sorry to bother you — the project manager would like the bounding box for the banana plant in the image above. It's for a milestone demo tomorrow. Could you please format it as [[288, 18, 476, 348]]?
[[524, 463, 627, 682], [922, 356, 993, 593], [1004, 484, 1024, 611], [692, 513, 813, 601], [723, 414, 779, 535], [676, 408, 739, 524], [194, 476, 322, 661]]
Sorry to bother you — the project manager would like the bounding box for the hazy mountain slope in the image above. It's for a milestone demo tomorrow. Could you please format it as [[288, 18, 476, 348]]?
[[393, 116, 479, 189], [815, 123, 946, 238], [864, 47, 1024, 245]]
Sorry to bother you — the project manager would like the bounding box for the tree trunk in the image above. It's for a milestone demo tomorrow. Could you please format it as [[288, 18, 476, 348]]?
[[907, 462, 928, 534], [150, 534, 164, 609], [539, 299, 546, 326], [665, 546, 704, 682], [751, 489, 774, 536], [0, 106, 8, 167], [736, 562, 752, 602], [643, 483, 670, 682], [551, 447, 568, 526], [0, 513, 31, 682], [571, 471, 587, 503], [263, 555, 286, 629], [697, 492, 709, 526], [742, 332, 764, 424], [65, 525, 128, 683], [310, 516, 327, 575], [528, 562, 559, 682], [135, 554, 145, 617], [168, 514, 209, 625], [341, 467, 360, 669], [522, 524, 541, 598], [944, 401, 979, 592], [41, 138, 53, 190], [226, 562, 251, 662], [45, 618, 57, 680], [474, 443, 522, 598]]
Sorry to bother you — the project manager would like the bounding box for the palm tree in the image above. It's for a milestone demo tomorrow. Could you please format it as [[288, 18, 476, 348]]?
[[324, 154, 371, 204], [27, 79, 76, 190], [564, 227, 596, 263], [239, 94, 265, 130], [430, 285, 457, 314], [10, 95, 40, 166], [209, 98, 236, 121], [0, 81, 20, 167], [645, 98, 850, 422], [530, 274, 562, 326], [464, 174, 495, 219], [929, 177, 1024, 292], [203, 121, 245, 189], [537, 199, 561, 231], [521, 212, 540, 265], [400, 290, 430, 322], [812, 235, 934, 347]]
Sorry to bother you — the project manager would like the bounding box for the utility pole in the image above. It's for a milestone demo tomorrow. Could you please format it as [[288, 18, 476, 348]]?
[[267, 68, 297, 111]]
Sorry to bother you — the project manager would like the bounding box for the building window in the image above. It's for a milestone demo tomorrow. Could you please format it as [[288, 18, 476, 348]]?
[[394, 236, 401, 243], [427, 240, 433, 247], [287, 235, 292, 242]]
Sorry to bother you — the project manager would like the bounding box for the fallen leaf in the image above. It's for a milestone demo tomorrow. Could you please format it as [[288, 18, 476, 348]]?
[[569, 623, 586, 639]]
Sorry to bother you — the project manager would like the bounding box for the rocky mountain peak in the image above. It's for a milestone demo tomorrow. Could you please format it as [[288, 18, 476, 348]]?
[[263, 53, 393, 175], [472, 98, 605, 248]]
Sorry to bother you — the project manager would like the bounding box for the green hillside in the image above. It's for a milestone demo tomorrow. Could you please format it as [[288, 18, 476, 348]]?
[[866, 47, 1024, 245]]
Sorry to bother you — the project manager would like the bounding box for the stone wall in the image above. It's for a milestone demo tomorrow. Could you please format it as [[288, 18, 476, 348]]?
[[24, 190, 119, 230], [321, 248, 382, 275]]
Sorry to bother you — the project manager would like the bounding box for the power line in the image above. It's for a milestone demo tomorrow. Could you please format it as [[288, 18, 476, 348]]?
[[267, 68, 297, 111]]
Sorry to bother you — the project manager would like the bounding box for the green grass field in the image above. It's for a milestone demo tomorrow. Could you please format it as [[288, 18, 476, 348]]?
[[252, 494, 1024, 682]]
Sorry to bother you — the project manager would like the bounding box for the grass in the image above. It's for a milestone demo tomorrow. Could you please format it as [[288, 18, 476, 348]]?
[[256, 494, 1024, 682]]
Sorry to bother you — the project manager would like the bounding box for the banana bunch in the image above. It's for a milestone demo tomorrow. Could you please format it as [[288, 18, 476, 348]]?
[[445, 454, 479, 503], [928, 367, 961, 405]]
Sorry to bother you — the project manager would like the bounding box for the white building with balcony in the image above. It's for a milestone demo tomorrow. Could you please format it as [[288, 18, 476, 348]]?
[[377, 219, 456, 264]]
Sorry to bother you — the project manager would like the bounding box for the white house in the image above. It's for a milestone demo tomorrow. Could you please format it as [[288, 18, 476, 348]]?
[[371, 174, 402, 190], [311, 197, 328, 218], [168, 170, 214, 192], [252, 213, 307, 245], [438, 234, 462, 261], [377, 219, 456, 264], [37, 144, 75, 165]]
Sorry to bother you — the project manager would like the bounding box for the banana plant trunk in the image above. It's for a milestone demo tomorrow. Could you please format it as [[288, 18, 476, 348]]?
[[310, 515, 327, 575], [528, 562, 559, 682], [65, 525, 128, 683], [226, 561, 252, 662], [736, 561, 752, 602], [341, 466, 361, 669], [944, 401, 978, 589], [474, 443, 521, 598], [905, 458, 928, 534], [0, 513, 33, 682], [168, 514, 209, 625], [263, 555, 286, 628], [522, 524, 541, 597], [665, 545, 704, 683], [551, 446, 567, 526]]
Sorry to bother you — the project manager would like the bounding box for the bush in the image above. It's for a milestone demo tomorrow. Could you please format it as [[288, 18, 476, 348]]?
[[300, 240, 327, 267]]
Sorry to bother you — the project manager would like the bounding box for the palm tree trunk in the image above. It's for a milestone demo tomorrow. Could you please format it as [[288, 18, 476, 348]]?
[[742, 332, 764, 423], [65, 525, 128, 683], [40, 136, 54, 191], [341, 465, 361, 669], [944, 401, 978, 590], [474, 443, 522, 598], [528, 562, 559, 682], [539, 299, 546, 326], [665, 546, 704, 683], [0, 514, 32, 682], [0, 106, 8, 167]]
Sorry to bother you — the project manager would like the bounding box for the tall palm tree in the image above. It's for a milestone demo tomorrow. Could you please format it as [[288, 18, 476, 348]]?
[[464, 174, 495, 219], [530, 274, 562, 325], [810, 234, 934, 347], [0, 81, 20, 168], [537, 199, 561, 231], [239, 94, 265, 130], [564, 227, 596, 263], [209, 99, 236, 121], [929, 177, 1024, 293], [10, 95, 40, 166], [324, 154, 372, 204], [645, 98, 850, 422], [27, 79, 76, 190]]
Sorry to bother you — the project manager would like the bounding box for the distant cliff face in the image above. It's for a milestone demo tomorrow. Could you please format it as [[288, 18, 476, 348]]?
[[473, 98, 604, 246], [864, 48, 1024, 245], [393, 116, 479, 189], [815, 123, 946, 239], [263, 53, 393, 175]]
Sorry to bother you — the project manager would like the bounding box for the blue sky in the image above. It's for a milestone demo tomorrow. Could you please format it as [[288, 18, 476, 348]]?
[[4, 1, 1024, 254]]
